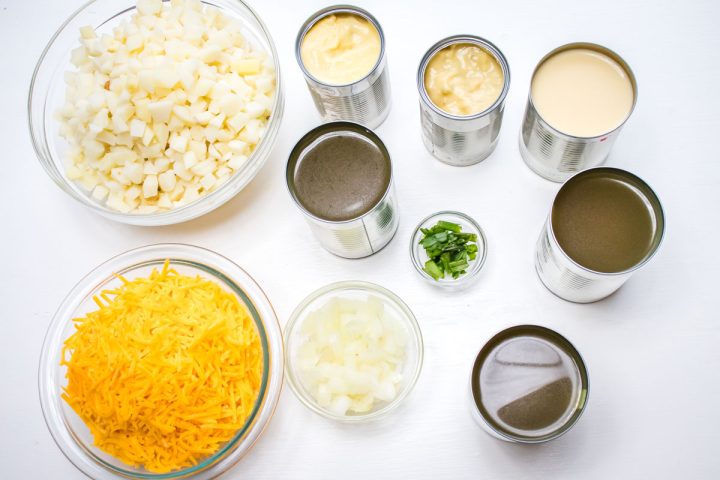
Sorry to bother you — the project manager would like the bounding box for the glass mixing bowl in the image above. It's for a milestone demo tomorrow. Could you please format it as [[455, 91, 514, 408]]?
[[38, 244, 284, 479], [284, 281, 423, 423], [28, 0, 284, 225]]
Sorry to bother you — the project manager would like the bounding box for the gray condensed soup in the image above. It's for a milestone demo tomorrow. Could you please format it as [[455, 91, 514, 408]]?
[[292, 130, 391, 222], [472, 325, 589, 442]]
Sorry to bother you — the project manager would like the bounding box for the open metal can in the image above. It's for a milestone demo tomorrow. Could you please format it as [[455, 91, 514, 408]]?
[[519, 43, 638, 182], [286, 122, 399, 259], [535, 167, 665, 303], [469, 325, 589, 443], [295, 5, 391, 130], [417, 35, 510, 166]]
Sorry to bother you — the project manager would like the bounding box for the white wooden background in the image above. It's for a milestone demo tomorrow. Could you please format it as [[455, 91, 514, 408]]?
[[2, 0, 719, 478]]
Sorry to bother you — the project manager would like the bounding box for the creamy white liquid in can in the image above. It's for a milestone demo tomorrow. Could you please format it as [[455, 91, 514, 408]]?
[[531, 48, 634, 137]]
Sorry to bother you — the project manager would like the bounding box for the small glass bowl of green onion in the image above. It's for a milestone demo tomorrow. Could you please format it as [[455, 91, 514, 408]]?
[[410, 211, 488, 290]]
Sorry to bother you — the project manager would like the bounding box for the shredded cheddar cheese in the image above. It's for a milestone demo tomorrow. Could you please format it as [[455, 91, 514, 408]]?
[[61, 261, 263, 473]]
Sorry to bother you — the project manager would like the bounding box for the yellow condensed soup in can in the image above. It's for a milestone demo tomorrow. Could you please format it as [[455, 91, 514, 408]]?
[[417, 35, 510, 166], [424, 43, 504, 116], [300, 13, 381, 85]]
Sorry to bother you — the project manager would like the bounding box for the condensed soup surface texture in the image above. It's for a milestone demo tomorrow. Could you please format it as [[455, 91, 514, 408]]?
[[300, 13, 381, 85], [424, 43, 504, 116]]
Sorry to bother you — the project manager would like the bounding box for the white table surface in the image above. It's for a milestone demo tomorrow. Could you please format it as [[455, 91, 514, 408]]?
[[2, 0, 719, 478]]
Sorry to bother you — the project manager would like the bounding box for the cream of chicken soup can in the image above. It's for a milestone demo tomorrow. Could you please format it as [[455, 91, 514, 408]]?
[[295, 5, 391, 129], [520, 43, 638, 182], [417, 35, 510, 166]]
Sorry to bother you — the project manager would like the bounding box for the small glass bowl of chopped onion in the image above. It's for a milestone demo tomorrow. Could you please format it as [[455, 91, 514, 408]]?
[[284, 281, 424, 422], [410, 210, 488, 290], [29, 0, 283, 225], [39, 244, 284, 479]]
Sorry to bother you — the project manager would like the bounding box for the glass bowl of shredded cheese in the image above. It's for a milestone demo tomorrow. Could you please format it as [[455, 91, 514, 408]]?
[[284, 281, 424, 422], [29, 0, 283, 225], [39, 244, 284, 478]]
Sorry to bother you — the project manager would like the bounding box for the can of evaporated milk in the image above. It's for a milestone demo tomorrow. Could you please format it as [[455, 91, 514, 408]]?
[[417, 35, 510, 166], [295, 5, 391, 130], [469, 325, 589, 443], [520, 43, 638, 182], [535, 167, 665, 303], [286, 122, 399, 259]]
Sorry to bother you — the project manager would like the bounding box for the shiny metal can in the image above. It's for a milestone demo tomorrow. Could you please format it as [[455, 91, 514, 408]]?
[[469, 325, 589, 443], [519, 43, 638, 182], [535, 168, 665, 303], [286, 122, 399, 259], [295, 5, 391, 130], [417, 35, 510, 166]]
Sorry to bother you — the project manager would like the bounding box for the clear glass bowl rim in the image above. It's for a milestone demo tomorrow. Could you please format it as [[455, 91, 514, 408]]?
[[27, 0, 285, 226], [38, 243, 284, 479], [283, 280, 424, 423]]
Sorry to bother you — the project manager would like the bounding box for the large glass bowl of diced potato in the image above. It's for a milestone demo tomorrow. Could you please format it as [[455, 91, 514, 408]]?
[[28, 0, 284, 225]]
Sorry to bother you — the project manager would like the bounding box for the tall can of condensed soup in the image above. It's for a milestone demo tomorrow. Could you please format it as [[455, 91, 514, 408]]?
[[520, 43, 638, 182], [295, 5, 391, 129], [469, 325, 589, 443], [536, 167, 665, 303], [417, 35, 510, 166], [286, 122, 399, 259]]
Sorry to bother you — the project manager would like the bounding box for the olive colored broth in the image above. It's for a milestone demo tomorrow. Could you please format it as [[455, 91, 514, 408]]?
[[497, 377, 572, 431], [293, 134, 390, 222], [552, 171, 656, 273]]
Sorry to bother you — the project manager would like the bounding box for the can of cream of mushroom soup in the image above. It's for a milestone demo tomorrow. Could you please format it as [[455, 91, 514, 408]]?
[[535, 167, 665, 303], [286, 122, 399, 259], [469, 325, 589, 443], [519, 43, 638, 182], [295, 5, 391, 130], [417, 35, 510, 166]]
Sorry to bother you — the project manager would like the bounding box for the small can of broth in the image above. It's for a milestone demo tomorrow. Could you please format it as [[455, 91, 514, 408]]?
[[295, 5, 391, 129], [286, 122, 399, 259], [535, 167, 665, 303], [469, 325, 589, 443], [417, 35, 510, 166], [520, 43, 638, 182]]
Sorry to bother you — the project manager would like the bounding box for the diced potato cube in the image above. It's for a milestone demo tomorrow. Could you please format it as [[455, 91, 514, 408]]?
[[158, 171, 177, 192], [169, 134, 188, 153], [129, 118, 146, 137], [232, 58, 260, 75], [148, 100, 173, 122], [142, 174, 159, 198]]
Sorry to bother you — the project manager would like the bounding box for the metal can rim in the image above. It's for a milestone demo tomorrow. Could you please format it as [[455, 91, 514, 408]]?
[[548, 167, 666, 276], [285, 121, 395, 225], [295, 4, 386, 90], [527, 42, 638, 140], [417, 34, 511, 121], [470, 324, 590, 444]]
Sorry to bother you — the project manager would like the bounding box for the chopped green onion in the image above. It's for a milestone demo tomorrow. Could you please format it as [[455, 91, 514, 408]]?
[[423, 260, 444, 280], [418, 219, 479, 282]]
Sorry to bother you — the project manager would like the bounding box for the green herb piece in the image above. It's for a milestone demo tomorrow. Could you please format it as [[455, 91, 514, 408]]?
[[418, 219, 479, 281], [436, 220, 462, 233], [423, 260, 444, 280]]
